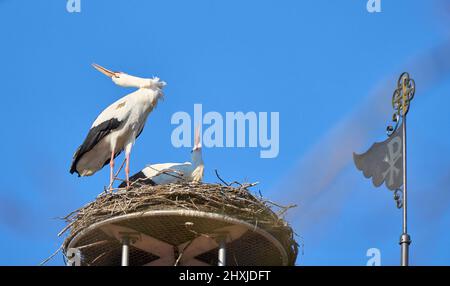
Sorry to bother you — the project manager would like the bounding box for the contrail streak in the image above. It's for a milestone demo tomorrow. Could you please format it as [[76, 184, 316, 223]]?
[[273, 39, 450, 231]]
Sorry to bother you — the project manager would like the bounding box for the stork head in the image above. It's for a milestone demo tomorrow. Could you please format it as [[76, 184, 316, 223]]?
[[92, 63, 167, 89]]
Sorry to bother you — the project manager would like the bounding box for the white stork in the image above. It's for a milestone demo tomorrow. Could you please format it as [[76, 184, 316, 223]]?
[[119, 126, 204, 188], [70, 64, 166, 190]]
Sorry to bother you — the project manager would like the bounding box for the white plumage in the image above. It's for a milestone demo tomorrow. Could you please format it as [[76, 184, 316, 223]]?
[[70, 64, 166, 190], [120, 126, 204, 188]]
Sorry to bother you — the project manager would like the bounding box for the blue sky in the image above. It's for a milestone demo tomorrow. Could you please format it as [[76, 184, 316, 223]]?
[[0, 0, 449, 266]]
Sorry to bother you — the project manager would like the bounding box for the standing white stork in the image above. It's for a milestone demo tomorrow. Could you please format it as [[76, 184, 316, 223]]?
[[119, 126, 204, 188], [70, 64, 166, 190]]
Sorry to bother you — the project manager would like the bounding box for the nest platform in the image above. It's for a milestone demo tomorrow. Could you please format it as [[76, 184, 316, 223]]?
[[61, 182, 298, 266]]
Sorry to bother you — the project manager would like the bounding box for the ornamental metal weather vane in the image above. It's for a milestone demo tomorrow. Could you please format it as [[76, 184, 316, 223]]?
[[353, 72, 415, 266]]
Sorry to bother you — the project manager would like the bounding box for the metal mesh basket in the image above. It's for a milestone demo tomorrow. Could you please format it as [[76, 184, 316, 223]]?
[[66, 210, 289, 266]]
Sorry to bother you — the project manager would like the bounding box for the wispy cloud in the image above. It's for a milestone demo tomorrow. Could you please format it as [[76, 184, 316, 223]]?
[[273, 39, 450, 233], [0, 193, 36, 235]]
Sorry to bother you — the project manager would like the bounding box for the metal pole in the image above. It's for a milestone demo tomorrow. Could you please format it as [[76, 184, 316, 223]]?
[[218, 238, 226, 266], [121, 237, 130, 266], [400, 117, 411, 266]]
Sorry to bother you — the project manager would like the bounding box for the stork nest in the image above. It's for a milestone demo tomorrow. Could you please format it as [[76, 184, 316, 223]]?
[[60, 182, 298, 265]]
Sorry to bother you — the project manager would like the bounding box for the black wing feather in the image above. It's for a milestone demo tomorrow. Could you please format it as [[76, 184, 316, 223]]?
[[70, 118, 122, 175], [118, 171, 156, 188], [98, 123, 146, 172]]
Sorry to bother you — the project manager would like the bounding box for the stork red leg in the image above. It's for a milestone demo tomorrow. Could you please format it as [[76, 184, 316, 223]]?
[[125, 153, 130, 188], [109, 150, 115, 191]]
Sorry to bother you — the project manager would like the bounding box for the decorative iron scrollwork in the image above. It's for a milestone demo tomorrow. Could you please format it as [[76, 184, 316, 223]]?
[[387, 72, 415, 136], [393, 189, 403, 209]]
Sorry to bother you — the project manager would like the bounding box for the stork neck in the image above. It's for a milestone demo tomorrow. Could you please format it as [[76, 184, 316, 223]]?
[[191, 150, 203, 167], [113, 74, 152, 88], [128, 76, 153, 88], [191, 151, 204, 182]]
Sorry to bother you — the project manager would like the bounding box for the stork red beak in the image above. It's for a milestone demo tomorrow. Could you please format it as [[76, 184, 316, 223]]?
[[92, 63, 117, 78], [194, 125, 200, 146]]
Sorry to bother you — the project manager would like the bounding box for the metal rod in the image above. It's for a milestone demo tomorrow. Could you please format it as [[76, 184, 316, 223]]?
[[402, 118, 407, 235], [400, 117, 411, 266], [218, 238, 226, 266], [121, 237, 130, 266]]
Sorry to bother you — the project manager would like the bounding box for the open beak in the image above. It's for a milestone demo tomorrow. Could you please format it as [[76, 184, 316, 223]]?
[[92, 63, 117, 78], [194, 125, 201, 146]]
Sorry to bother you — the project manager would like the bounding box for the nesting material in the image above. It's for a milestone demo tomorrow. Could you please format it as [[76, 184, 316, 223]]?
[[61, 182, 298, 265]]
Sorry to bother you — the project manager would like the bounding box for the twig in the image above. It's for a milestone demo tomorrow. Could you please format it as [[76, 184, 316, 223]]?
[[149, 166, 185, 181], [215, 169, 230, 186], [174, 239, 196, 266], [40, 245, 63, 266], [75, 240, 109, 250], [106, 158, 126, 190], [58, 221, 75, 237]]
